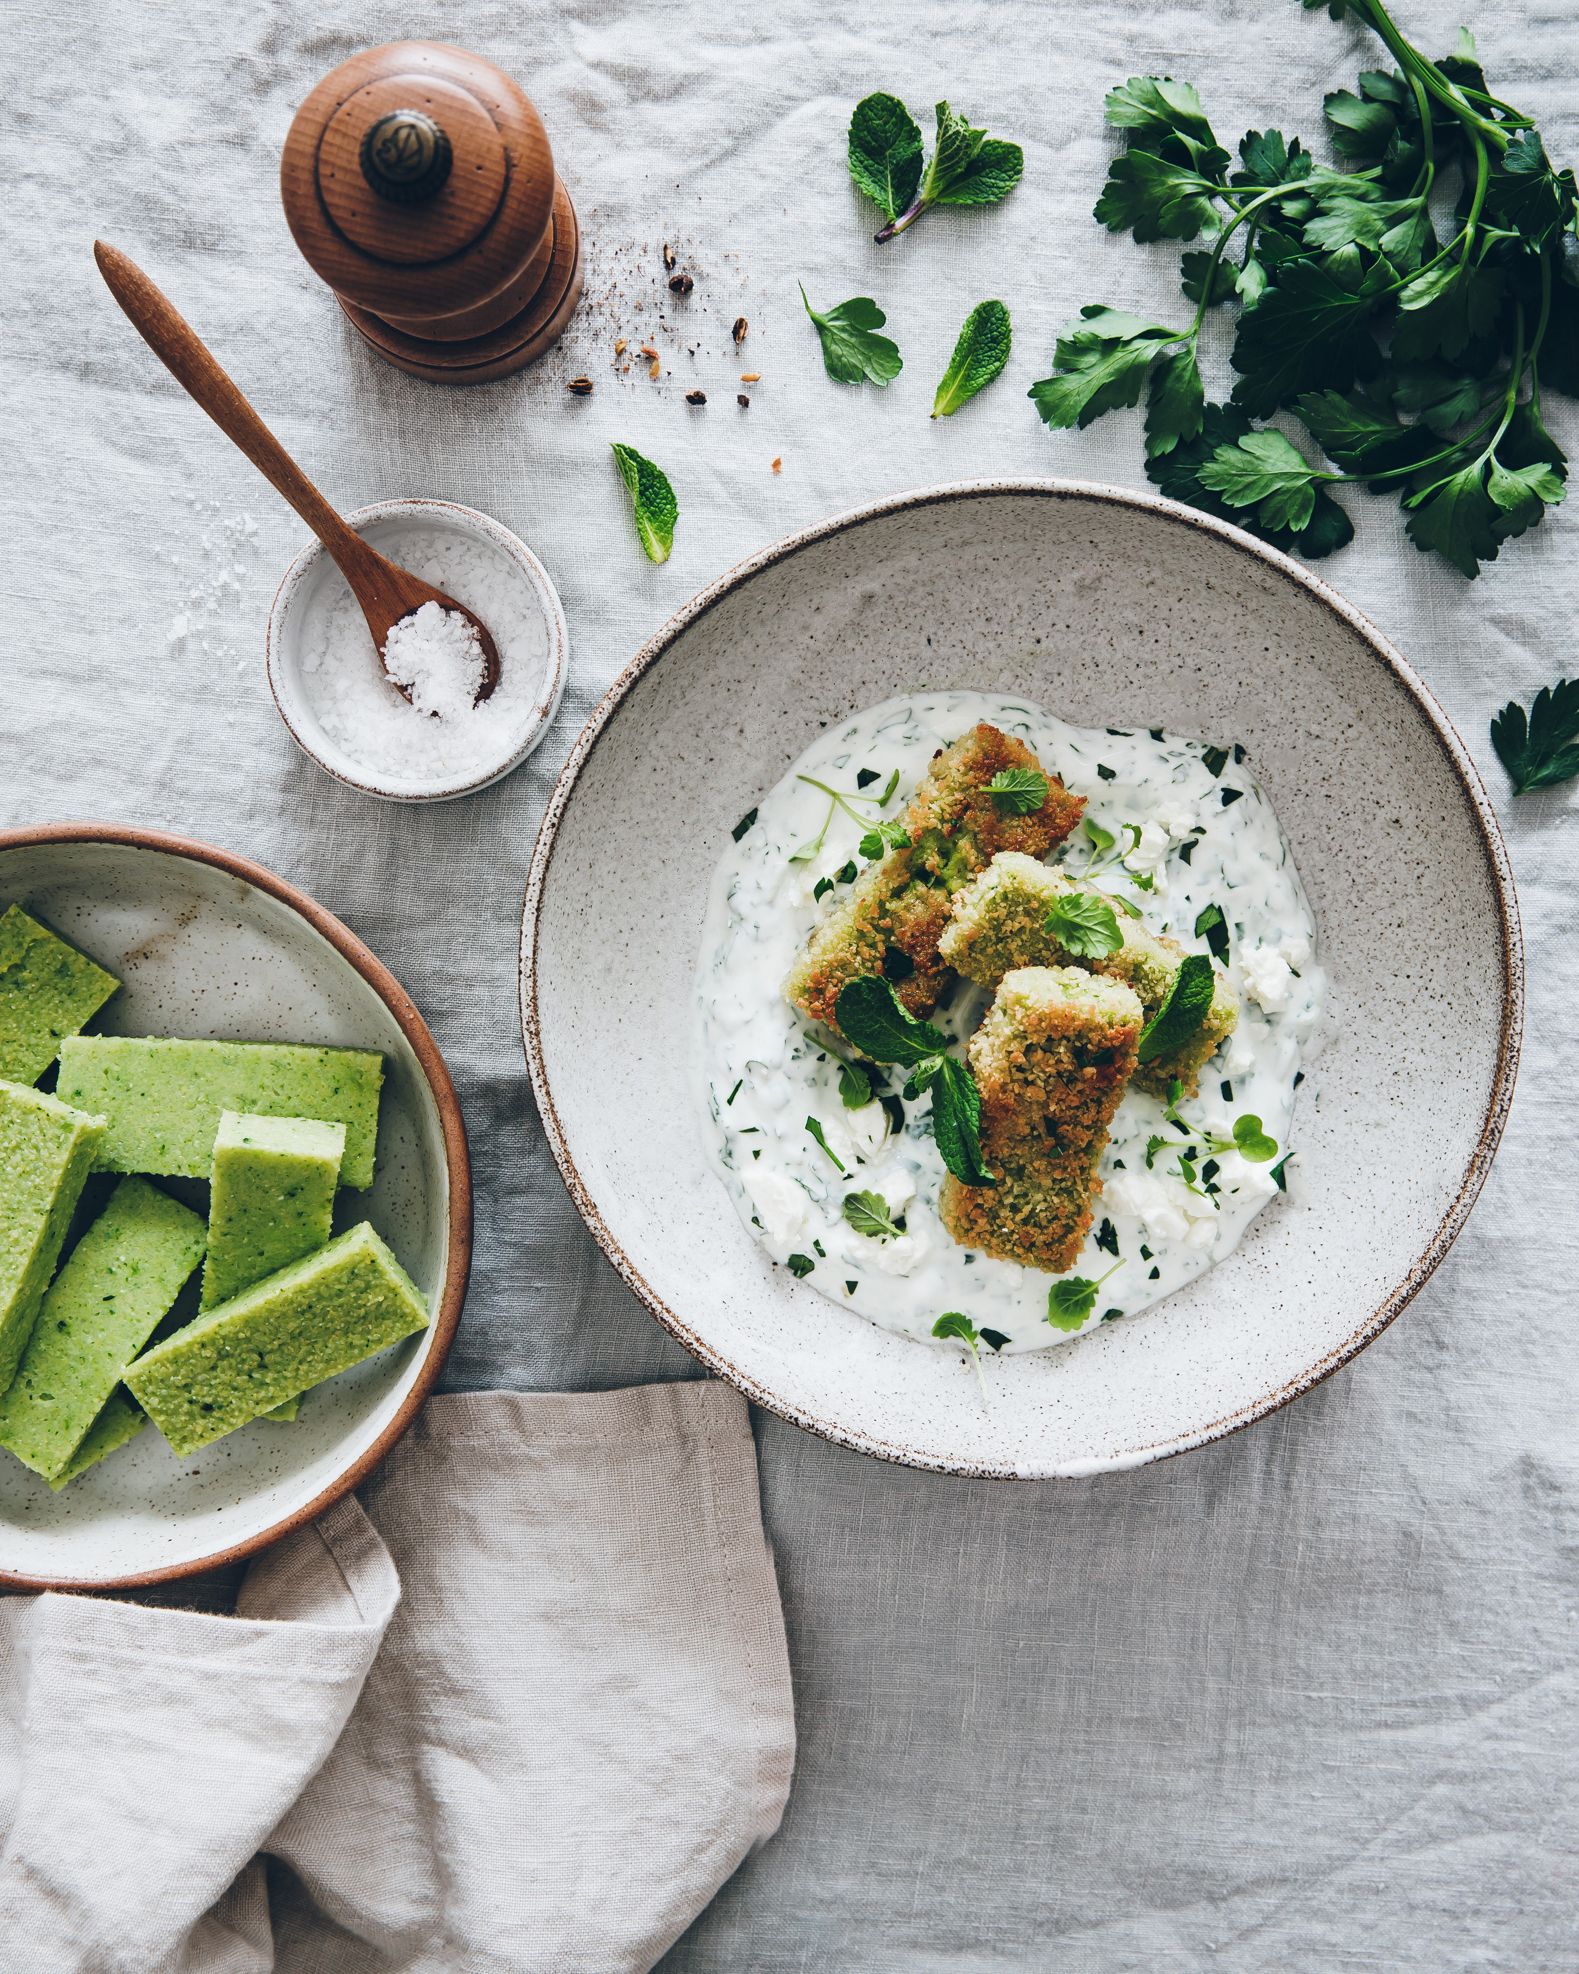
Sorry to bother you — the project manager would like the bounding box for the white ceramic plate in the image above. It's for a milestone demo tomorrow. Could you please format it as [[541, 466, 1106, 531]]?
[[0, 826, 470, 1586], [521, 481, 1521, 1479]]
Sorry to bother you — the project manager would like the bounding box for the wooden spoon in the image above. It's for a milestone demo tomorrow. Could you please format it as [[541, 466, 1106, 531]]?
[[94, 241, 499, 706]]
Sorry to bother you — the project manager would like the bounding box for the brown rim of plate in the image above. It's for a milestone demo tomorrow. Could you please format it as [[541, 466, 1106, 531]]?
[[0, 821, 472, 1588], [520, 478, 1524, 1480]]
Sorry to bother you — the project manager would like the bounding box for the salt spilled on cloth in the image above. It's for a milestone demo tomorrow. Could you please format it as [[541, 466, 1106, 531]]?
[[297, 528, 550, 786], [382, 602, 484, 719]]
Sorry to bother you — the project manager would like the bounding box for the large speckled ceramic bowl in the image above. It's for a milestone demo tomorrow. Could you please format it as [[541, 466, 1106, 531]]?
[[0, 825, 470, 1586], [520, 482, 1520, 1478]]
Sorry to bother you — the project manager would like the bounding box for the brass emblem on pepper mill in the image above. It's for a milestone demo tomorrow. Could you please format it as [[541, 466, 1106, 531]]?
[[359, 109, 454, 204], [281, 41, 583, 384]]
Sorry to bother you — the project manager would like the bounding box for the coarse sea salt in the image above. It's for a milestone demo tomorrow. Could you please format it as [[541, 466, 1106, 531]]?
[[297, 528, 549, 786], [382, 602, 484, 720]]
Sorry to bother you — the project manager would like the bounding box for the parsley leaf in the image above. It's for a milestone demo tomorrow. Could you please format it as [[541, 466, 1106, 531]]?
[[1029, 308, 1181, 433], [787, 1254, 815, 1278], [872, 99, 1024, 242], [800, 286, 902, 387], [1145, 401, 1354, 559], [844, 1190, 904, 1240], [858, 818, 911, 859], [1045, 890, 1124, 958], [1145, 346, 1206, 457], [1197, 428, 1322, 533], [610, 444, 677, 564], [1046, 1259, 1123, 1331], [933, 300, 1013, 418], [1491, 679, 1579, 796], [1095, 150, 1225, 243], [1229, 258, 1389, 417], [1136, 952, 1217, 1062], [847, 93, 923, 224], [986, 766, 1047, 814]]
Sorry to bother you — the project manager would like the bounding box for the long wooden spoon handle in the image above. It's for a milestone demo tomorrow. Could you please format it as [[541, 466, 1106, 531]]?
[[94, 241, 372, 571]]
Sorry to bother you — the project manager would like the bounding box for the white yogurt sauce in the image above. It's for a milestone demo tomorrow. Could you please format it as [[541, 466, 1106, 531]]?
[[694, 692, 1326, 1354]]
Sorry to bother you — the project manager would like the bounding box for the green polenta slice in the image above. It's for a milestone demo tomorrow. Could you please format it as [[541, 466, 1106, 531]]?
[[202, 1112, 346, 1311], [0, 1175, 206, 1479], [0, 1080, 106, 1393], [0, 904, 121, 1086], [126, 1220, 428, 1456], [56, 1036, 383, 1190], [46, 1389, 147, 1490]]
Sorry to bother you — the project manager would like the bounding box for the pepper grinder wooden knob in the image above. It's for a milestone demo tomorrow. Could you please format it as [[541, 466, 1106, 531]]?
[[281, 40, 583, 384]]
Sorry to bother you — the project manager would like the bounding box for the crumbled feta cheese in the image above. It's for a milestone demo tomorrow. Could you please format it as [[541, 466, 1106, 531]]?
[[1240, 944, 1294, 1011], [1125, 820, 1172, 890], [816, 1102, 889, 1169], [1185, 1216, 1219, 1252], [1215, 1151, 1279, 1201], [1225, 1025, 1258, 1075], [1152, 798, 1198, 840], [743, 1170, 806, 1243], [868, 1229, 930, 1276], [1280, 932, 1312, 972], [1104, 1169, 1190, 1243], [862, 1162, 916, 1213]]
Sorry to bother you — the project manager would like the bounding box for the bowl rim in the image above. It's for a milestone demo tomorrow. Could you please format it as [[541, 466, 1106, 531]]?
[[518, 477, 1524, 1479], [265, 496, 570, 805], [0, 820, 473, 1587]]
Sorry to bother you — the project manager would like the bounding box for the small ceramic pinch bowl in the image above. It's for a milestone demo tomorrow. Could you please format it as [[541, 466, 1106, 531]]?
[[521, 479, 1523, 1481], [0, 824, 471, 1590], [266, 498, 568, 804]]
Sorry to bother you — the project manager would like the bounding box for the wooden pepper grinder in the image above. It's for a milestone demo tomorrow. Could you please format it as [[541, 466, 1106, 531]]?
[[280, 41, 582, 384]]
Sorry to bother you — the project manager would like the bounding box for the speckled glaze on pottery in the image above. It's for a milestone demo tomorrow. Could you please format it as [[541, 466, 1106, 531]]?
[[521, 482, 1521, 1479], [266, 498, 569, 804], [0, 825, 470, 1586]]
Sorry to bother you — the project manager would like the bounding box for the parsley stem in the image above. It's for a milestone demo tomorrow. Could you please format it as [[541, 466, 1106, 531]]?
[[1348, 0, 1510, 154], [796, 775, 892, 824], [1183, 184, 1294, 341]]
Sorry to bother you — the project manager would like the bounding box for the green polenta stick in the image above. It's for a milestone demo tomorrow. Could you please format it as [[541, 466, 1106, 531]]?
[[0, 1175, 206, 1480], [56, 1036, 383, 1189], [0, 904, 121, 1086], [0, 1080, 106, 1393], [46, 1389, 147, 1490], [126, 1221, 428, 1456], [203, 1112, 346, 1310]]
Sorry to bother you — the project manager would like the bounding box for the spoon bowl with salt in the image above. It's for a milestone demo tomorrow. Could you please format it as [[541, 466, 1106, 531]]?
[[94, 242, 501, 708]]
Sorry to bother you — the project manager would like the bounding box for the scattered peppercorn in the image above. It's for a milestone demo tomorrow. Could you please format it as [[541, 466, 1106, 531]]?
[[737, 394, 750, 407], [732, 317, 748, 344], [662, 243, 676, 270], [685, 390, 707, 405], [668, 272, 693, 295], [567, 377, 594, 395]]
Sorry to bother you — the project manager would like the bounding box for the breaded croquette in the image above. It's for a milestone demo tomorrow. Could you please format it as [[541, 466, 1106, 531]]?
[[939, 966, 1144, 1274], [782, 728, 1085, 1036], [938, 852, 1239, 1099]]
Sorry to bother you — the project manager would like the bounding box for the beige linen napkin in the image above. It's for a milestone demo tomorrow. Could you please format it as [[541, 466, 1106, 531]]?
[[0, 1381, 794, 1973]]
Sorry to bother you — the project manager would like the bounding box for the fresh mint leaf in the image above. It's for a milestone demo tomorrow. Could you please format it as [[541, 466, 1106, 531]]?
[[610, 443, 677, 563], [873, 100, 1023, 241], [787, 1253, 815, 1278], [1045, 1260, 1121, 1331], [1197, 428, 1322, 533], [986, 766, 1047, 814], [931, 1055, 996, 1188], [1229, 258, 1388, 417], [838, 1061, 873, 1109], [858, 818, 911, 858], [844, 1190, 904, 1240], [1029, 308, 1179, 432], [835, 975, 951, 1065], [800, 286, 902, 387], [1136, 952, 1216, 1062], [848, 93, 923, 224], [1233, 1115, 1279, 1162], [805, 1116, 846, 1171], [1491, 679, 1579, 796], [1045, 890, 1124, 958], [933, 300, 1012, 418], [1145, 346, 1205, 457]]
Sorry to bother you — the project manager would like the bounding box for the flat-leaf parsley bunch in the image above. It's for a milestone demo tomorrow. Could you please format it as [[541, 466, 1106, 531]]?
[[1032, 0, 1577, 576]]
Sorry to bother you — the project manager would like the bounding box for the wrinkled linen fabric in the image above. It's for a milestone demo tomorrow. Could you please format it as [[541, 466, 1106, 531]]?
[[4, 0, 1578, 1967], [0, 1386, 795, 1971]]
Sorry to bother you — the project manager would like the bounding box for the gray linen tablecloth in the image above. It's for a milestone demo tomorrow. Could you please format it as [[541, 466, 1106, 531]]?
[[4, 0, 1577, 1965]]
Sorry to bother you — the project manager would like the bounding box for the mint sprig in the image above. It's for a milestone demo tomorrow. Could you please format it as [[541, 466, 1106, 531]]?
[[933, 300, 1013, 418], [1135, 953, 1217, 1062], [849, 98, 1024, 244], [985, 767, 1047, 814], [834, 976, 995, 1187], [610, 444, 677, 564], [844, 1191, 904, 1240], [801, 286, 902, 387]]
